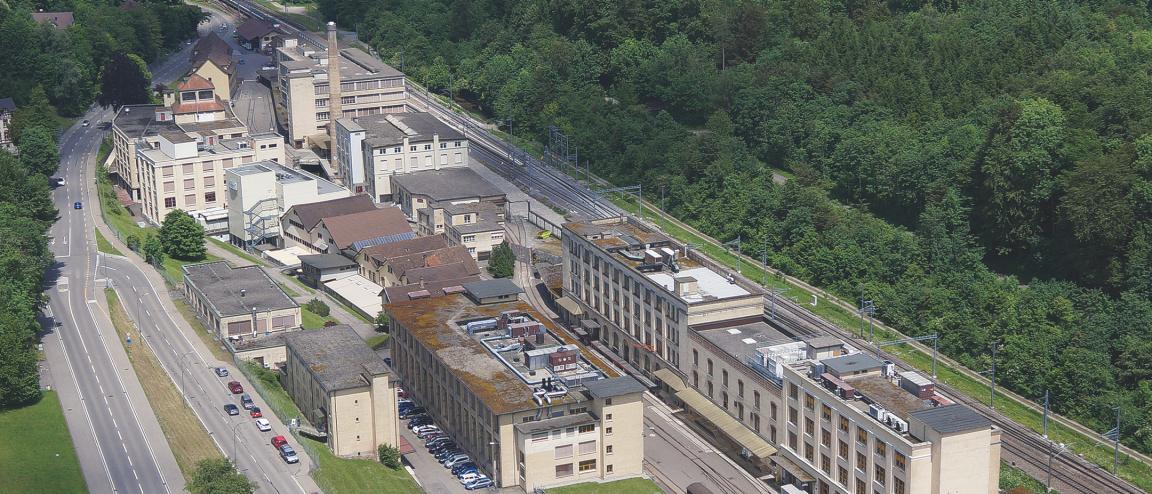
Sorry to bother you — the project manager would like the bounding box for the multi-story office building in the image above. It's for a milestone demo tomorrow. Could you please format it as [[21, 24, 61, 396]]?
[[334, 112, 468, 200], [225, 160, 348, 246], [275, 37, 407, 148], [560, 216, 766, 379], [113, 74, 286, 223], [386, 288, 646, 490]]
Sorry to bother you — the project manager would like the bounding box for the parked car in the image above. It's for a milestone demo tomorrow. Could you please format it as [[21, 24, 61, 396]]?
[[435, 449, 463, 461], [279, 444, 299, 464], [255, 418, 271, 432], [451, 462, 478, 475], [271, 436, 288, 449], [444, 455, 472, 468], [421, 432, 447, 443], [214, 367, 229, 377], [408, 418, 433, 430], [426, 437, 454, 449], [228, 381, 243, 394], [464, 477, 493, 490], [458, 472, 482, 484], [413, 425, 439, 436], [73, 201, 82, 210], [250, 407, 262, 418], [399, 407, 424, 419], [241, 393, 254, 410], [430, 445, 458, 457], [82, 119, 90, 126], [397, 387, 409, 399], [224, 404, 240, 416], [429, 441, 457, 452]]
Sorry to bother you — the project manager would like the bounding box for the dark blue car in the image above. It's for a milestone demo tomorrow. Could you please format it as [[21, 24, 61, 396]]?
[[73, 201, 82, 209]]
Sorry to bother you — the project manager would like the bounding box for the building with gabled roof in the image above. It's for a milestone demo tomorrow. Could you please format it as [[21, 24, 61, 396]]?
[[235, 18, 278, 52], [31, 11, 73, 29]]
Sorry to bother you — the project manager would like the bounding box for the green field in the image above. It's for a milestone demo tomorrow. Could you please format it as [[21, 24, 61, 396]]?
[[0, 391, 87, 493], [546, 478, 664, 494], [295, 435, 421, 494], [366, 333, 389, 350], [302, 307, 336, 329]]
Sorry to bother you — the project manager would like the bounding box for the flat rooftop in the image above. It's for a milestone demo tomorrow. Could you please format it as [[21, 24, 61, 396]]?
[[229, 161, 344, 195], [357, 112, 464, 148], [183, 262, 298, 317], [386, 294, 620, 415], [695, 321, 794, 364], [113, 104, 179, 137], [284, 324, 389, 392], [847, 374, 931, 421], [391, 168, 505, 202], [564, 217, 765, 304], [279, 43, 403, 82]]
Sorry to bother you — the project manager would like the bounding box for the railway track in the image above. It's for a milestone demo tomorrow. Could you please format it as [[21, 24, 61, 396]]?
[[768, 299, 1144, 494]]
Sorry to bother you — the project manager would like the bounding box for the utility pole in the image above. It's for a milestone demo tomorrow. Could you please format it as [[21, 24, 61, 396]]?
[[1045, 442, 1064, 492], [1043, 390, 1049, 438]]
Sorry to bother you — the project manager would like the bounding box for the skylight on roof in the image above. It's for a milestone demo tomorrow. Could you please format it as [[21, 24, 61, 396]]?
[[742, 338, 757, 344], [726, 328, 742, 335]]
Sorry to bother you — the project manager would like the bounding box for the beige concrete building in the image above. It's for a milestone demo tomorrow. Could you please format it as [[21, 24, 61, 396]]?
[[391, 167, 506, 219], [280, 201, 413, 256], [275, 37, 407, 148], [560, 216, 766, 381], [355, 234, 449, 283], [225, 160, 348, 246], [386, 291, 647, 490], [334, 112, 468, 200], [417, 201, 506, 260], [182, 261, 300, 347], [283, 325, 399, 458], [114, 75, 286, 223]]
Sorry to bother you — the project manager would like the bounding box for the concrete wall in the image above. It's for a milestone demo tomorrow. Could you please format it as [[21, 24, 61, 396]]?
[[234, 344, 287, 368], [367, 136, 469, 202], [686, 331, 783, 444], [447, 225, 505, 260]]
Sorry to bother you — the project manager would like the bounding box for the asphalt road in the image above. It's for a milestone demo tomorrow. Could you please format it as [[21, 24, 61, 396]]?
[[45, 106, 179, 494]]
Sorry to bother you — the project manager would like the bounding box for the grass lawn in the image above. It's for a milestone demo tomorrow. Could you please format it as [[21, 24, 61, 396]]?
[[238, 362, 305, 426], [209, 238, 264, 266], [106, 289, 222, 476], [546, 478, 664, 494], [278, 282, 301, 297], [1000, 461, 1047, 493], [302, 307, 336, 329], [295, 435, 421, 494], [173, 298, 233, 363], [365, 333, 389, 350], [95, 228, 124, 256], [0, 391, 87, 494]]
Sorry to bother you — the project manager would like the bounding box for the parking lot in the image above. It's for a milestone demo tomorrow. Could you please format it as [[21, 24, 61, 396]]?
[[399, 399, 502, 493]]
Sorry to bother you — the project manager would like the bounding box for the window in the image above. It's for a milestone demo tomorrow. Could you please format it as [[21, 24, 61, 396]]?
[[875, 441, 886, 458], [555, 463, 573, 477], [722, 370, 728, 386], [822, 404, 832, 421], [578, 459, 596, 472], [857, 426, 868, 445], [183, 178, 195, 190], [789, 407, 797, 425], [578, 440, 596, 455], [805, 393, 815, 410], [822, 429, 831, 447], [771, 402, 778, 421], [821, 454, 830, 473], [184, 194, 196, 206], [163, 166, 174, 178], [204, 191, 216, 203], [839, 440, 848, 459], [606, 413, 612, 421], [805, 418, 814, 436], [770, 425, 777, 443], [838, 466, 848, 485], [707, 359, 714, 376], [606, 445, 613, 454], [721, 392, 728, 409], [462, 234, 476, 243], [856, 479, 865, 494], [164, 181, 175, 193], [788, 432, 797, 450], [440, 142, 447, 149], [204, 176, 215, 187], [693, 349, 698, 365], [605, 427, 613, 435], [874, 464, 886, 486], [895, 451, 907, 471], [751, 413, 760, 432], [789, 383, 798, 400], [410, 145, 417, 151], [606, 464, 613, 473], [840, 416, 850, 433], [856, 452, 866, 471], [738, 380, 744, 397], [164, 197, 176, 208], [554, 444, 573, 459], [894, 478, 905, 494], [316, 112, 329, 120], [578, 424, 594, 433], [804, 443, 813, 462], [423, 144, 432, 150], [754, 391, 761, 409]]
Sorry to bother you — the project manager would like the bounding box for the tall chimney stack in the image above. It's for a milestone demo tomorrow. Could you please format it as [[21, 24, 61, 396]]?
[[326, 21, 342, 183]]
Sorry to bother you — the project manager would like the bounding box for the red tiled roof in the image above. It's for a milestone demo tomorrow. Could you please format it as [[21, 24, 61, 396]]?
[[178, 74, 215, 91], [360, 234, 450, 264]]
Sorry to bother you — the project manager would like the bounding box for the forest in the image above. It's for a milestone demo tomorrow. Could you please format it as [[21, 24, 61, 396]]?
[[0, 0, 202, 408], [318, 0, 1152, 452]]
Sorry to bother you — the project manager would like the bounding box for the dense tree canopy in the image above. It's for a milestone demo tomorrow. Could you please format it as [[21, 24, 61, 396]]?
[[323, 0, 1152, 452], [158, 209, 205, 261]]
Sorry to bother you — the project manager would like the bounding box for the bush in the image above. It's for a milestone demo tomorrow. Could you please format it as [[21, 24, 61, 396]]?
[[377, 444, 401, 469], [487, 240, 515, 278], [126, 234, 141, 251], [374, 311, 391, 333], [304, 298, 330, 317]]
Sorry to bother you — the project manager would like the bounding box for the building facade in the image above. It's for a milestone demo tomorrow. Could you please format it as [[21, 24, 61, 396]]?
[[283, 326, 399, 458], [225, 160, 348, 246], [275, 38, 408, 148], [182, 262, 301, 343], [334, 112, 469, 201], [386, 294, 646, 490]]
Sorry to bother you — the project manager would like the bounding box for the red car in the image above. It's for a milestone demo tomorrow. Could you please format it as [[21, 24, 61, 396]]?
[[228, 381, 243, 394], [250, 407, 262, 418], [271, 436, 288, 449]]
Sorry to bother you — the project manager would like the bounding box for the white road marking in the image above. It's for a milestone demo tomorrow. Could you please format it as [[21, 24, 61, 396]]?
[[54, 310, 117, 493]]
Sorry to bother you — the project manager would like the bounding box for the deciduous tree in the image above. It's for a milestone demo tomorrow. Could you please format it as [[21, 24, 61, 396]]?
[[158, 210, 205, 261]]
